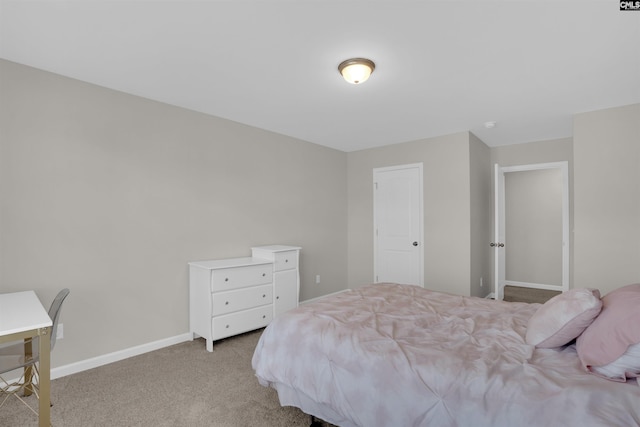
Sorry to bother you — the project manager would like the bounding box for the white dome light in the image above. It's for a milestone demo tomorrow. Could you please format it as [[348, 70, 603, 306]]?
[[338, 58, 375, 84]]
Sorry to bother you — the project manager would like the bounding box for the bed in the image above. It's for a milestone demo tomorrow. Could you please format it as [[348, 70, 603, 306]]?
[[252, 283, 640, 427]]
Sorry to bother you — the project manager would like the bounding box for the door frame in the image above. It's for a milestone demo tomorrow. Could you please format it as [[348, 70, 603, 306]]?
[[493, 161, 570, 300], [373, 163, 424, 286]]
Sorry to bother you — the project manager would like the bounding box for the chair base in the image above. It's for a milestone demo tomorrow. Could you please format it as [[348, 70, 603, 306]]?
[[0, 364, 41, 418]]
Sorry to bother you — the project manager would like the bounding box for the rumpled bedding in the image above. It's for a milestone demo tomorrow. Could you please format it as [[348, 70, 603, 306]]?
[[252, 283, 640, 427]]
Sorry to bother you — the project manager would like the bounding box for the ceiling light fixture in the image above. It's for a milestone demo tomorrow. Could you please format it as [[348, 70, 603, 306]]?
[[338, 58, 375, 84]]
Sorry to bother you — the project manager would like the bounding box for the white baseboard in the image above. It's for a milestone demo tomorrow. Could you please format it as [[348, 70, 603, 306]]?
[[48, 293, 347, 380], [485, 292, 496, 299], [51, 332, 192, 380], [21, 291, 349, 382], [300, 289, 350, 305]]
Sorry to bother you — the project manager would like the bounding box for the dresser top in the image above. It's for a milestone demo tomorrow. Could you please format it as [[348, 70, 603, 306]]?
[[251, 245, 301, 252], [189, 257, 272, 270]]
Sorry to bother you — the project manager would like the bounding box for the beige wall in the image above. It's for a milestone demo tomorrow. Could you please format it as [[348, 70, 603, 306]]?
[[347, 132, 487, 297], [505, 168, 563, 285], [0, 60, 348, 367], [491, 138, 573, 167], [573, 104, 640, 295]]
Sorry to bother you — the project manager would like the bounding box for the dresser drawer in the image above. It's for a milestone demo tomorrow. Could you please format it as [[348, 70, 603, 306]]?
[[212, 305, 273, 340], [273, 250, 298, 272], [212, 284, 272, 316], [211, 263, 272, 292]]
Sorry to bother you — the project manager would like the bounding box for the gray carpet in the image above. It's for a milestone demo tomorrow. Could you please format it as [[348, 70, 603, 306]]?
[[1, 329, 334, 427], [503, 285, 560, 304]]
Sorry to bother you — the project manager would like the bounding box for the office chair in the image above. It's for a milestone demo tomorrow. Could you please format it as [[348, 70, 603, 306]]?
[[0, 288, 70, 416]]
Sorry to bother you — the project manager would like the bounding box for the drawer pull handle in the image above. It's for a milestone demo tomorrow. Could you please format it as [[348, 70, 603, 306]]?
[[262, 315, 266, 319], [276, 296, 280, 299], [262, 273, 266, 277], [225, 278, 229, 282], [225, 325, 230, 328], [285, 259, 288, 263], [262, 294, 266, 298], [225, 301, 229, 305]]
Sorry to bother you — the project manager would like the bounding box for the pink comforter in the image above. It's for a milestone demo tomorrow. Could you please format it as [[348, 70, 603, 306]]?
[[252, 283, 640, 427]]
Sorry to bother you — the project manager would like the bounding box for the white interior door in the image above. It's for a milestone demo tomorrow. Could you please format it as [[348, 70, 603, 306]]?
[[494, 164, 506, 300], [373, 163, 424, 286], [493, 162, 569, 300]]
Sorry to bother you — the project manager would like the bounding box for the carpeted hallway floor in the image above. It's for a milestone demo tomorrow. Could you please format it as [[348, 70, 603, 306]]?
[[503, 285, 560, 304], [1, 329, 334, 427]]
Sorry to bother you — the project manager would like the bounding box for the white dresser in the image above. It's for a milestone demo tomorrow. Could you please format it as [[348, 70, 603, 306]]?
[[189, 245, 301, 352], [251, 245, 301, 318], [189, 257, 274, 352]]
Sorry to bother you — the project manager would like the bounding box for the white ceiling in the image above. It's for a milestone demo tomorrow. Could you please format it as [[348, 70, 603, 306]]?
[[1, 1, 638, 152]]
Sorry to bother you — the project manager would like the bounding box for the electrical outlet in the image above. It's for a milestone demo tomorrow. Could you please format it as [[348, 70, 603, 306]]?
[[316, 275, 321, 284], [57, 323, 64, 340]]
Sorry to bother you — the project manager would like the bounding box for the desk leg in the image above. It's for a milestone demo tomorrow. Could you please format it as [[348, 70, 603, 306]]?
[[24, 338, 34, 396], [38, 327, 51, 427]]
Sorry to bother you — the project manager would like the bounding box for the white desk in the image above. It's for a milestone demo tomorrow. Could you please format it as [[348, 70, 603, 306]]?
[[0, 291, 53, 427]]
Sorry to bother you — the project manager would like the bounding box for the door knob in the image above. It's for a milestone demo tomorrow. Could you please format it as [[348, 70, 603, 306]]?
[[412, 241, 419, 246]]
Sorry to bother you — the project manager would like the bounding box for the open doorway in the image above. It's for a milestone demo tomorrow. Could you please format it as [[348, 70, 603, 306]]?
[[493, 162, 569, 301]]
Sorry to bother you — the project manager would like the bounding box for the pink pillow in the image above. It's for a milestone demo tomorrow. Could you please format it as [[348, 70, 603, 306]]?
[[525, 288, 602, 348], [576, 283, 640, 380], [591, 342, 640, 381]]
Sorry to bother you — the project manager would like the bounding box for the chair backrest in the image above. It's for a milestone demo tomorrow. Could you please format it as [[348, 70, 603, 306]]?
[[48, 288, 70, 351]]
